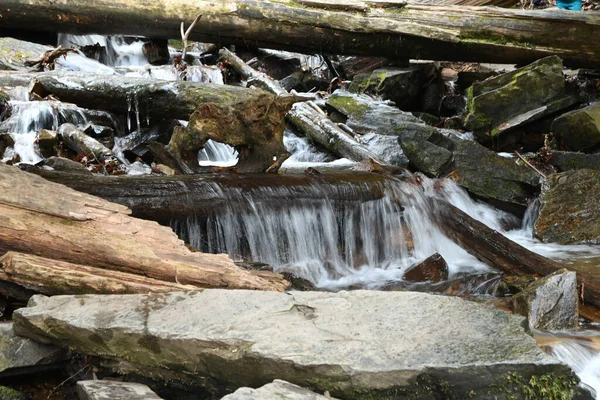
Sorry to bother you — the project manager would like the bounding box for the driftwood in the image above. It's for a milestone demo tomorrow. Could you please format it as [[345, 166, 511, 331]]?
[[434, 198, 600, 320], [219, 48, 386, 165], [0, 252, 198, 296], [30, 73, 305, 173], [2, 0, 600, 67], [0, 163, 288, 291], [32, 168, 388, 222]]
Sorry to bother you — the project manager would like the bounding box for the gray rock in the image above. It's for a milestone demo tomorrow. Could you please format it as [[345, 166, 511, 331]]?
[[222, 379, 337, 400], [463, 56, 579, 141], [512, 269, 578, 330], [0, 322, 68, 377], [77, 380, 162, 400], [13, 290, 579, 399], [535, 169, 600, 244], [43, 157, 92, 175], [549, 151, 600, 172], [551, 103, 600, 152], [348, 65, 436, 110]]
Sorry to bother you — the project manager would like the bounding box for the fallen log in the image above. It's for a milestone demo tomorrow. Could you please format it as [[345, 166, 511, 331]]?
[[2, 0, 600, 67], [219, 48, 386, 165], [0, 252, 198, 296], [0, 163, 288, 291], [30, 73, 305, 172], [434, 198, 600, 319], [32, 168, 388, 222]]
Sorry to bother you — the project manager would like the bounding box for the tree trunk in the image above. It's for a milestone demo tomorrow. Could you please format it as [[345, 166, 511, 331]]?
[[2, 0, 599, 67], [219, 48, 386, 165], [31, 168, 388, 222], [434, 198, 600, 315], [0, 252, 198, 296], [0, 163, 288, 292]]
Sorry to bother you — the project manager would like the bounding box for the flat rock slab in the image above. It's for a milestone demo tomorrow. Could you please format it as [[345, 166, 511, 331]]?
[[77, 380, 162, 400], [222, 379, 338, 399], [14, 290, 577, 399], [0, 322, 68, 377]]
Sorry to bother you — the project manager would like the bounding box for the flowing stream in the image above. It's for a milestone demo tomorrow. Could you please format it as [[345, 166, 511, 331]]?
[[2, 33, 600, 398]]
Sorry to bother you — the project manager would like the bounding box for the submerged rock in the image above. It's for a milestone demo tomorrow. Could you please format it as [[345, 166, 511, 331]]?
[[0, 322, 68, 377], [535, 169, 600, 244], [512, 269, 578, 330], [463, 56, 578, 141], [222, 380, 337, 400], [551, 103, 600, 152], [403, 252, 449, 283], [14, 290, 579, 399], [77, 380, 163, 400], [348, 65, 436, 110]]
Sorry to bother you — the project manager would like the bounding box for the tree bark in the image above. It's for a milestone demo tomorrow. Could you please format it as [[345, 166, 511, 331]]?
[[0, 163, 288, 292], [31, 168, 388, 222], [434, 198, 600, 314], [0, 252, 199, 296], [1, 0, 599, 67]]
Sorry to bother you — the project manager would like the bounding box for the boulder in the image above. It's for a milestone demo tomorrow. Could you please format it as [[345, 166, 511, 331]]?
[[463, 56, 579, 140], [0, 38, 51, 71], [549, 151, 600, 172], [535, 169, 600, 244], [512, 269, 578, 330], [403, 253, 449, 283], [14, 290, 579, 399], [0, 322, 68, 377], [222, 380, 337, 400], [551, 103, 600, 152], [77, 380, 163, 400], [348, 65, 436, 110]]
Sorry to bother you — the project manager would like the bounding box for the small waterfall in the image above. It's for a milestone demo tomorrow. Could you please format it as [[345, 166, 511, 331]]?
[[0, 101, 88, 164]]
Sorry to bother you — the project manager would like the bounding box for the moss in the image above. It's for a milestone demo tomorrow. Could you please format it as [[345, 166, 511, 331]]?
[[327, 94, 369, 120]]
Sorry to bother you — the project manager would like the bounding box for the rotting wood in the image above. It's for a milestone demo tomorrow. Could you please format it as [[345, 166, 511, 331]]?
[[0, 252, 199, 296], [434, 198, 600, 319], [0, 163, 289, 292], [1, 0, 600, 67]]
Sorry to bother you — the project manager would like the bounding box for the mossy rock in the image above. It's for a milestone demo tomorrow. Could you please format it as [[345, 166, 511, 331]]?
[[551, 103, 600, 152]]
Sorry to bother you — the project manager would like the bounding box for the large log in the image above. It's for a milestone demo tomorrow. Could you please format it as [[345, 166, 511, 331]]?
[[0, 163, 288, 291], [434, 198, 600, 317], [0, 252, 198, 295], [1, 0, 600, 67]]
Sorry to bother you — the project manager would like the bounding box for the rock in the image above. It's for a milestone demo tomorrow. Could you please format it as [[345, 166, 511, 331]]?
[[0, 322, 68, 377], [398, 129, 539, 213], [551, 103, 600, 152], [43, 156, 92, 175], [142, 39, 170, 66], [0, 386, 25, 400], [222, 380, 337, 400], [13, 290, 579, 399], [77, 380, 163, 400], [463, 56, 579, 141], [0, 38, 52, 71], [37, 129, 57, 158], [535, 169, 600, 244], [512, 269, 578, 330], [403, 253, 449, 283], [348, 65, 436, 110], [549, 151, 600, 172]]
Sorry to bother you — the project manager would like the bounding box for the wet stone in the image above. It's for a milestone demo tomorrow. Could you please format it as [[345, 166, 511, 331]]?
[[76, 380, 163, 400]]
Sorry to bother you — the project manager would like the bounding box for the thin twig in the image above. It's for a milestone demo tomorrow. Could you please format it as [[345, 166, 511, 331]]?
[[515, 150, 546, 179]]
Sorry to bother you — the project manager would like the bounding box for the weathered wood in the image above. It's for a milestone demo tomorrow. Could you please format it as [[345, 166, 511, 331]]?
[[434, 198, 600, 314], [1, 0, 600, 67], [0, 252, 199, 295], [0, 163, 288, 291], [32, 168, 388, 222], [219, 48, 386, 165]]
